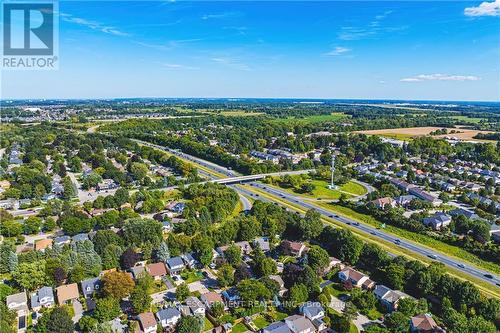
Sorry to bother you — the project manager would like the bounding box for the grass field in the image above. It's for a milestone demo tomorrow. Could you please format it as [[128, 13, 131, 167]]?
[[449, 115, 485, 124], [270, 179, 366, 200], [204, 317, 214, 331]]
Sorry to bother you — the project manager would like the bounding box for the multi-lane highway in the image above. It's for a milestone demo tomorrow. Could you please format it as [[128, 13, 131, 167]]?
[[137, 139, 500, 289]]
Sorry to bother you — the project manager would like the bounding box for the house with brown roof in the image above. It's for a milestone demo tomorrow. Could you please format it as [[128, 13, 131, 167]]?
[[370, 197, 396, 209], [55, 283, 79, 305], [281, 240, 307, 257], [410, 314, 446, 333], [338, 267, 375, 289], [200, 292, 224, 309], [137, 312, 157, 333], [146, 262, 167, 280], [34, 239, 53, 252]]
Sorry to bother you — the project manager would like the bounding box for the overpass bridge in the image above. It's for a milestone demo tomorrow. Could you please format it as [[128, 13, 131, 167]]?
[[209, 170, 313, 184]]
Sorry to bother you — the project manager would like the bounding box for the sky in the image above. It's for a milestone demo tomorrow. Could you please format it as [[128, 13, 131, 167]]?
[[2, 0, 500, 101]]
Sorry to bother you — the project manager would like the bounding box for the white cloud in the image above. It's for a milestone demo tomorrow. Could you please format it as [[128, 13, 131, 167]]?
[[464, 0, 500, 17], [61, 13, 129, 37], [401, 74, 481, 82], [211, 57, 251, 71], [161, 63, 199, 70], [325, 46, 351, 56], [202, 12, 240, 20]]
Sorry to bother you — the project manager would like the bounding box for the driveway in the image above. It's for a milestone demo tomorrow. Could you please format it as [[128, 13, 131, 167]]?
[[72, 300, 84, 323], [188, 281, 209, 294]]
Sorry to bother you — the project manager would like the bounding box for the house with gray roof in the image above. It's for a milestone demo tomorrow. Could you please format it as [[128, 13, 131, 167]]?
[[156, 307, 181, 328], [53, 235, 71, 246], [30, 287, 54, 311], [299, 303, 325, 321], [80, 277, 102, 298], [166, 256, 185, 274], [6, 291, 28, 316], [374, 284, 412, 312], [72, 233, 89, 243], [181, 253, 197, 269], [284, 315, 315, 333], [185, 296, 205, 316], [422, 212, 452, 230], [263, 321, 292, 333]]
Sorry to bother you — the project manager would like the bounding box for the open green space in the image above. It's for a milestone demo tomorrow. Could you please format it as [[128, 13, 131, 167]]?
[[269, 179, 366, 200], [273, 112, 349, 124], [204, 317, 214, 331], [449, 115, 485, 124], [232, 322, 248, 333]]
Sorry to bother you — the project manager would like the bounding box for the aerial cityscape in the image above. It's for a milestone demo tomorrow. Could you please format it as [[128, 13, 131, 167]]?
[[1, 1, 499, 333]]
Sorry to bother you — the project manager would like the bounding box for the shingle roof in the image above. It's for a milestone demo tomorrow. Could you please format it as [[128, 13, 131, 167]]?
[[156, 307, 181, 321]]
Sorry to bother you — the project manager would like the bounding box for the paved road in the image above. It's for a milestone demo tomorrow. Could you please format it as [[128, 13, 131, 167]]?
[[142, 140, 500, 288]]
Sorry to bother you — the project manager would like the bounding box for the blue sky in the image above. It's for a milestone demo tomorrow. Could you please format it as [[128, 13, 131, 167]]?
[[3, 1, 500, 101]]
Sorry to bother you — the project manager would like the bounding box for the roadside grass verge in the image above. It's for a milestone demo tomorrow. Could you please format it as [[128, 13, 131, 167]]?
[[320, 203, 500, 276], [244, 185, 500, 299]]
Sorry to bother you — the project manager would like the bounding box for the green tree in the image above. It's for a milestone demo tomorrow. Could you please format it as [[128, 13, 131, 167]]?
[[175, 315, 204, 333], [13, 260, 47, 290], [384, 312, 409, 333], [23, 216, 42, 235], [78, 316, 98, 333], [156, 241, 170, 262], [93, 297, 121, 321], [284, 283, 308, 311], [46, 307, 74, 333], [130, 287, 152, 314], [217, 264, 235, 287], [176, 283, 190, 302], [307, 245, 330, 274], [224, 244, 242, 266]]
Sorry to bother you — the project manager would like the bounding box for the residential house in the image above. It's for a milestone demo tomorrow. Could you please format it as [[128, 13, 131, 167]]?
[[156, 307, 181, 329], [6, 291, 28, 316], [410, 314, 446, 333], [185, 296, 205, 316], [200, 292, 224, 309], [80, 277, 102, 298], [34, 239, 53, 252], [166, 257, 185, 275], [162, 221, 172, 232], [138, 312, 157, 333], [284, 315, 316, 333], [326, 257, 343, 272], [181, 253, 197, 269], [97, 179, 118, 191], [146, 262, 168, 280], [370, 197, 396, 209], [130, 266, 146, 280], [338, 267, 375, 289], [72, 233, 89, 243], [253, 237, 271, 253], [269, 275, 287, 296], [374, 285, 412, 312], [394, 195, 416, 207], [408, 188, 442, 207], [217, 241, 253, 257], [299, 303, 325, 321], [221, 288, 240, 304], [422, 213, 452, 230], [263, 321, 292, 333], [55, 283, 79, 305], [30, 287, 54, 311], [281, 240, 307, 257], [53, 235, 71, 246], [449, 208, 481, 220]]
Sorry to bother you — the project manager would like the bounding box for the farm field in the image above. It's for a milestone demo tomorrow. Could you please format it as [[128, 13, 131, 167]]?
[[355, 126, 495, 142]]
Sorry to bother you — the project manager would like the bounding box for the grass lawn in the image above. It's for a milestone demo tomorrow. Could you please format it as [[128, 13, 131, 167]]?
[[180, 270, 203, 284], [204, 317, 214, 331], [232, 322, 248, 333], [349, 322, 359, 333], [363, 307, 384, 320], [273, 311, 289, 321], [253, 316, 270, 329], [321, 203, 500, 275], [339, 181, 367, 196], [271, 179, 366, 200]]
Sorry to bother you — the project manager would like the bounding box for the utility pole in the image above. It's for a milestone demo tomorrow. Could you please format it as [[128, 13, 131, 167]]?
[[328, 150, 337, 190]]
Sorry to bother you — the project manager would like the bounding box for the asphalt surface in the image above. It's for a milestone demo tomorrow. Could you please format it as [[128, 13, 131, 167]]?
[[139, 140, 500, 288]]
